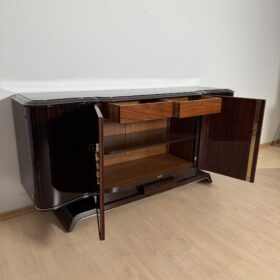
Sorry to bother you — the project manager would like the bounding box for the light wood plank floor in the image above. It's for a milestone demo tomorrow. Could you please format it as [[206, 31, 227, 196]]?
[[1, 146, 280, 280]]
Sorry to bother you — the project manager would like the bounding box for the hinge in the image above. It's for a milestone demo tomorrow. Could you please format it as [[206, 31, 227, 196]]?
[[95, 143, 99, 153]]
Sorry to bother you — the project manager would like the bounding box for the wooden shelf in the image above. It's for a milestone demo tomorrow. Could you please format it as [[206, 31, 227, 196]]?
[[104, 128, 194, 155], [104, 153, 193, 192]]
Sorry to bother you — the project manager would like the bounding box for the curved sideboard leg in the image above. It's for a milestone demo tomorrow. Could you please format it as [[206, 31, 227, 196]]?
[[198, 171, 212, 184], [177, 169, 212, 185], [53, 196, 97, 233]]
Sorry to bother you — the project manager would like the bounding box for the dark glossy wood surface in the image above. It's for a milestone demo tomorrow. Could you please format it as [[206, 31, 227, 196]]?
[[12, 89, 242, 239], [12, 88, 269, 241], [18, 103, 101, 209], [12, 100, 35, 199], [199, 97, 265, 182], [11, 87, 233, 204], [54, 196, 97, 232], [250, 100, 265, 182]]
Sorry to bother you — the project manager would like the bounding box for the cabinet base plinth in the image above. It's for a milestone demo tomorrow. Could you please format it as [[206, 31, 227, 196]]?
[[53, 170, 212, 233]]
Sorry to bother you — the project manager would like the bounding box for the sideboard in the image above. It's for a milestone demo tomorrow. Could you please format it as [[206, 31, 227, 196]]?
[[12, 87, 265, 240]]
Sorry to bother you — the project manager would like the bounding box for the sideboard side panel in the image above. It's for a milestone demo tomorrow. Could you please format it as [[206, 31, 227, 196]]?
[[12, 100, 35, 199]]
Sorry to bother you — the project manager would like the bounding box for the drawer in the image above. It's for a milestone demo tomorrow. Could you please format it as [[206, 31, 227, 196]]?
[[173, 96, 222, 118], [106, 100, 173, 124]]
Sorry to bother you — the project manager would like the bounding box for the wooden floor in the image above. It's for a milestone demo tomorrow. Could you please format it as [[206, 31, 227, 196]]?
[[1, 146, 280, 280]]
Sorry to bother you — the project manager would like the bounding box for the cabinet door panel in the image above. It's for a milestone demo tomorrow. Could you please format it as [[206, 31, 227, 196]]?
[[29, 103, 103, 209], [199, 97, 265, 182], [46, 104, 100, 193], [94, 105, 105, 240]]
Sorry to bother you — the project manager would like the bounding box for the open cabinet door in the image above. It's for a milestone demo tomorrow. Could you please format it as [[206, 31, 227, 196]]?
[[94, 105, 105, 240], [199, 97, 265, 182]]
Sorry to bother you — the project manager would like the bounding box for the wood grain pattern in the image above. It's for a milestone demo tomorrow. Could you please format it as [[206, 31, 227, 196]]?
[[103, 119, 169, 155], [0, 147, 279, 280], [104, 145, 167, 166], [107, 100, 173, 124], [104, 128, 194, 155], [14, 103, 101, 210], [125, 119, 167, 133], [103, 119, 125, 136], [103, 119, 168, 137], [168, 117, 197, 162], [173, 96, 222, 118], [104, 153, 192, 192], [199, 97, 265, 182]]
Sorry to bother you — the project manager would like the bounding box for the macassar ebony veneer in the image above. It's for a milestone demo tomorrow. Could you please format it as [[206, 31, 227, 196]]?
[[12, 87, 265, 240]]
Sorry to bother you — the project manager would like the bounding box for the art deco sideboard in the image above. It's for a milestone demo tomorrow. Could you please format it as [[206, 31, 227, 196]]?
[[12, 87, 265, 240]]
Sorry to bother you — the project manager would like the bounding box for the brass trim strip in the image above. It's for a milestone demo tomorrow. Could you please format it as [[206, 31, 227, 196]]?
[[246, 100, 261, 181]]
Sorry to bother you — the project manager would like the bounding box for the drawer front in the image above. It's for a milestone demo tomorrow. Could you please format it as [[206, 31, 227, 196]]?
[[174, 97, 222, 118], [107, 101, 173, 124]]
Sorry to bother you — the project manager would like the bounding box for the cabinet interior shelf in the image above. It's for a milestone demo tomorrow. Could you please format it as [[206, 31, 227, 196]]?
[[104, 128, 194, 155], [104, 153, 193, 193]]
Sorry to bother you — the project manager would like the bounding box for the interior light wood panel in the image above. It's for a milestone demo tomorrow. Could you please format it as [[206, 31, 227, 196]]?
[[105, 100, 173, 124], [104, 153, 193, 192], [104, 145, 167, 166]]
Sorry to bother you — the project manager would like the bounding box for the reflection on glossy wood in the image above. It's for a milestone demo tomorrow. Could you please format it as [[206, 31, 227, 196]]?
[[199, 97, 265, 182], [12, 102, 101, 210]]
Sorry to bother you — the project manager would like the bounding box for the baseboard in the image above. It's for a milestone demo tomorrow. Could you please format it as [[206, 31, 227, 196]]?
[[0, 205, 35, 221], [272, 139, 280, 146], [260, 142, 273, 149], [260, 140, 280, 149]]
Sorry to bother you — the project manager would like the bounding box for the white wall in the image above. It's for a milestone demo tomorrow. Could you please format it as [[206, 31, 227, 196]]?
[[0, 0, 280, 212]]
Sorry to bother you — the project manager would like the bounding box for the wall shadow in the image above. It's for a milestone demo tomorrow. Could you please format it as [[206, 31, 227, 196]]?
[[0, 96, 31, 212], [0, 95, 68, 241]]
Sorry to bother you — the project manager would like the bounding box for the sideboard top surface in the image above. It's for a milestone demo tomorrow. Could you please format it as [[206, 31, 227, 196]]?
[[11, 86, 234, 106]]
